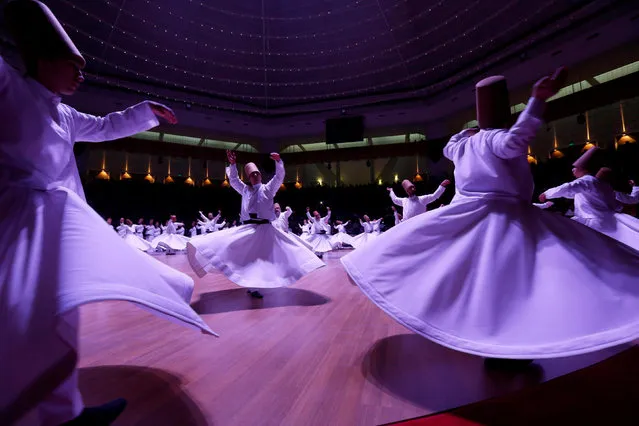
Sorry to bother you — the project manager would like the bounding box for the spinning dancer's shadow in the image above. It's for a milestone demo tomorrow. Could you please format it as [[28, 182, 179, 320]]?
[[78, 366, 208, 426], [191, 287, 331, 314], [361, 334, 544, 412]]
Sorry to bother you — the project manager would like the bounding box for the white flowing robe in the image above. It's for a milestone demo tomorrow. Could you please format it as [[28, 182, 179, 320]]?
[[341, 97, 639, 359], [305, 211, 335, 253], [330, 223, 355, 247], [273, 208, 314, 251], [187, 161, 324, 287], [543, 175, 639, 251], [0, 56, 214, 423], [389, 185, 446, 221]]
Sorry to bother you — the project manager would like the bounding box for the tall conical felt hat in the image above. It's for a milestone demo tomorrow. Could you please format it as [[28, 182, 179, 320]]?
[[401, 179, 414, 193], [595, 167, 612, 183], [244, 162, 260, 177], [4, 0, 86, 70], [573, 147, 605, 174], [476, 76, 511, 129]]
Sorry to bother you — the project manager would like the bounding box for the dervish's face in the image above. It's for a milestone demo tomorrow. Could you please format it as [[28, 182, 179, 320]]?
[[249, 171, 262, 186], [38, 58, 84, 96], [572, 167, 586, 178]]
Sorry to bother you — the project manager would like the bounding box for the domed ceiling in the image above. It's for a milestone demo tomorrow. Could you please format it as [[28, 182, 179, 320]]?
[[14, 0, 624, 117]]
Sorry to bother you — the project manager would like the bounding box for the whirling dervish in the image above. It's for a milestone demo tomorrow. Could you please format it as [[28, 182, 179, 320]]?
[[299, 219, 311, 240], [330, 220, 355, 249], [540, 148, 639, 251], [350, 215, 381, 249], [151, 215, 190, 254], [0, 2, 214, 425], [272, 203, 314, 250], [198, 210, 223, 233], [121, 219, 153, 252], [305, 206, 336, 258], [391, 205, 403, 226], [388, 178, 450, 221], [187, 150, 324, 299], [341, 66, 639, 367]]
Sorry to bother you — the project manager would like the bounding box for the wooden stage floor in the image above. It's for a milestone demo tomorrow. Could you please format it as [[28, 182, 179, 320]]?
[[76, 251, 631, 426]]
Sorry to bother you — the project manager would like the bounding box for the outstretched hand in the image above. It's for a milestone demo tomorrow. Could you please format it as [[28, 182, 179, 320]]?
[[270, 152, 281, 162], [148, 102, 177, 124], [630, 180, 636, 187], [226, 150, 237, 165], [539, 193, 547, 202], [532, 67, 567, 101], [387, 187, 392, 192], [441, 179, 451, 187]]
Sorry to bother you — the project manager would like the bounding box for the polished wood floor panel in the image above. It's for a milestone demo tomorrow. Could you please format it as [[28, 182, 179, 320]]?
[[76, 251, 631, 425]]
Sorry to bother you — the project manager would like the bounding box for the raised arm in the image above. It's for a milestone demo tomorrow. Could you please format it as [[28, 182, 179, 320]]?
[[322, 208, 331, 222], [417, 184, 447, 206], [486, 98, 544, 159], [616, 185, 639, 205], [68, 101, 161, 143], [306, 210, 313, 221], [264, 154, 285, 199], [198, 211, 209, 222], [486, 68, 565, 159], [532, 201, 554, 209], [226, 163, 246, 195], [388, 188, 404, 207], [284, 207, 293, 219], [542, 178, 591, 200]]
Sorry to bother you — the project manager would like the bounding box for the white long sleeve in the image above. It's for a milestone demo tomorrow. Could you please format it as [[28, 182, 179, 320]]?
[[226, 164, 247, 195], [543, 178, 591, 200], [66, 101, 160, 143], [532, 202, 554, 209], [389, 190, 404, 207], [485, 97, 545, 159], [284, 207, 293, 219], [417, 185, 446, 206], [264, 160, 285, 199], [616, 187, 639, 205]]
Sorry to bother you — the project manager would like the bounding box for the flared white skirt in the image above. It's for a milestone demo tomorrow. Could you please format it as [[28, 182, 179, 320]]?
[[0, 185, 215, 418], [573, 213, 639, 252], [330, 232, 356, 247], [123, 233, 153, 251], [187, 224, 325, 288], [305, 233, 336, 253], [341, 198, 639, 359], [275, 229, 314, 251], [350, 231, 378, 249], [151, 233, 190, 251]]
